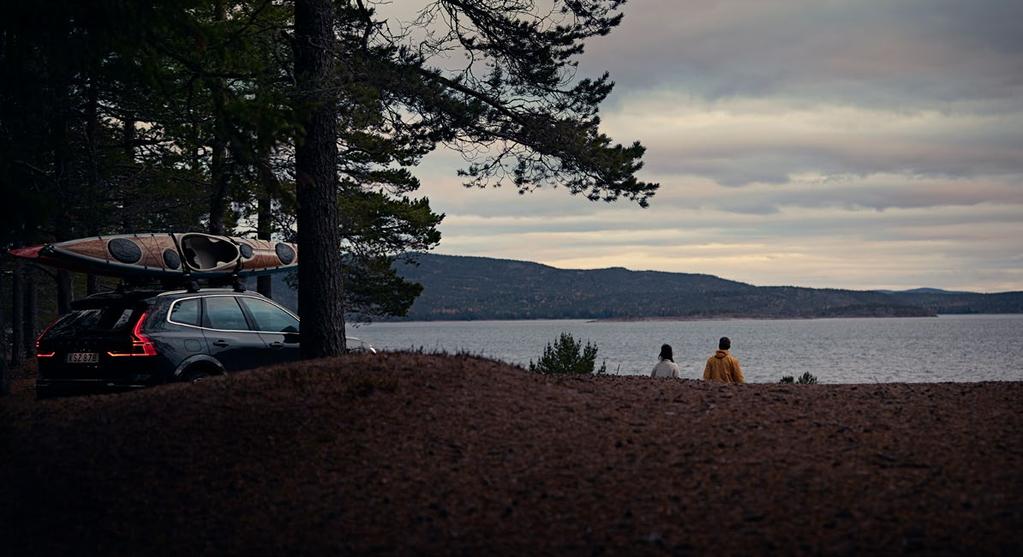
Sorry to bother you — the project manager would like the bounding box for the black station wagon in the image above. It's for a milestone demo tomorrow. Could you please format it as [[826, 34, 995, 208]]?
[[35, 288, 373, 398]]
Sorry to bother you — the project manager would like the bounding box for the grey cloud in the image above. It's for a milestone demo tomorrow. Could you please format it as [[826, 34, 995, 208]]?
[[700, 177, 1023, 214], [605, 99, 1023, 186], [648, 139, 1023, 185], [430, 198, 1023, 290], [395, 1, 1023, 190], [435, 192, 1023, 240], [582, 0, 1023, 107], [377, 1, 1023, 291]]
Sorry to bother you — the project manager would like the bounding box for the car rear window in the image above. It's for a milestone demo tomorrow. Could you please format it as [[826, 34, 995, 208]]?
[[44, 306, 141, 340], [169, 298, 201, 326]]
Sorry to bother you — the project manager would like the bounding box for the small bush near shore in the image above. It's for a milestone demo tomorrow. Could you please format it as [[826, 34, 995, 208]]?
[[780, 372, 819, 384], [530, 333, 608, 375]]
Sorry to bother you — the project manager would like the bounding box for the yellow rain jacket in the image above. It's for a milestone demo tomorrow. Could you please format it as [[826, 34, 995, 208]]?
[[703, 350, 745, 384]]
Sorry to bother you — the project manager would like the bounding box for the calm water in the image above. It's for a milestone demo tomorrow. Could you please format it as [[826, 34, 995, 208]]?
[[352, 315, 1023, 383]]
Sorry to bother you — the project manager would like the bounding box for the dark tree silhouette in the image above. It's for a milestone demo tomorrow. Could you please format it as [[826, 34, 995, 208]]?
[[1, 1, 657, 361], [291, 0, 657, 357], [294, 0, 346, 357]]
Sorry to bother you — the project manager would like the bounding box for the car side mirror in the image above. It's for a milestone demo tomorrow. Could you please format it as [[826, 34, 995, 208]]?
[[283, 332, 300, 344]]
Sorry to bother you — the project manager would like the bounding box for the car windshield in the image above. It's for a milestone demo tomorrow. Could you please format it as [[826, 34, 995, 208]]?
[[45, 305, 141, 339]]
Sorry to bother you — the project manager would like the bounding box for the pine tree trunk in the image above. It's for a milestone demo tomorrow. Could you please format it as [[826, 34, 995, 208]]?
[[10, 264, 24, 368], [124, 117, 135, 160], [294, 0, 346, 357], [86, 82, 99, 182], [1, 273, 8, 395], [56, 271, 73, 315], [256, 189, 273, 298], [85, 80, 102, 297], [208, 107, 229, 234], [52, 77, 74, 315], [24, 271, 37, 357], [122, 116, 136, 229], [256, 147, 275, 299], [208, 0, 230, 236]]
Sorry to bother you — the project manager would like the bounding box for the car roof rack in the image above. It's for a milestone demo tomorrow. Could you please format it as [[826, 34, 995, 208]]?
[[115, 272, 247, 294]]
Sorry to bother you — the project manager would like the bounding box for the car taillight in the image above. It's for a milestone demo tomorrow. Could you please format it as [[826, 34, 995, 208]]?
[[35, 317, 60, 359], [107, 310, 158, 357]]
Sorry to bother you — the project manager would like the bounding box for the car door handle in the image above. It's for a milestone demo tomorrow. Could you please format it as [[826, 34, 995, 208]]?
[[212, 340, 229, 347], [269, 341, 283, 349]]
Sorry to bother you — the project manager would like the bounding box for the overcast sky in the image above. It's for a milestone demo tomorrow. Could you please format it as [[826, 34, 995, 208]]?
[[388, 0, 1023, 292]]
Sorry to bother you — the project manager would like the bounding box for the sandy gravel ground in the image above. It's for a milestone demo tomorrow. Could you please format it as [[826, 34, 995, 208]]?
[[1, 353, 1020, 555]]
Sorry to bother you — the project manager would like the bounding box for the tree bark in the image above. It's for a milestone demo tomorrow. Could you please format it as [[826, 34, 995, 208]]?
[[85, 80, 102, 297], [52, 77, 74, 315], [122, 116, 136, 229], [294, 0, 345, 357], [123, 116, 135, 160], [256, 149, 276, 299], [56, 271, 73, 315], [10, 264, 24, 368], [24, 270, 37, 357], [207, 0, 230, 235], [1, 272, 8, 395], [207, 97, 229, 234], [86, 82, 99, 178], [256, 191, 273, 298]]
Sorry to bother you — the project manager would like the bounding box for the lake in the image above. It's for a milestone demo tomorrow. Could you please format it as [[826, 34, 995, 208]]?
[[351, 314, 1023, 383]]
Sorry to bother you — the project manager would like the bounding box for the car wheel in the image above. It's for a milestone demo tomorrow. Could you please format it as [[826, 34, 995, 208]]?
[[183, 368, 211, 383]]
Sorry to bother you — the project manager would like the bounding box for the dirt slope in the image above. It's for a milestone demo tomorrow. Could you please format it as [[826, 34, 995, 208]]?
[[1, 353, 1020, 555]]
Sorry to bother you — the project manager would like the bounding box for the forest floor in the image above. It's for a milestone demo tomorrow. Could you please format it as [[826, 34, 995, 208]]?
[[1, 353, 1020, 555]]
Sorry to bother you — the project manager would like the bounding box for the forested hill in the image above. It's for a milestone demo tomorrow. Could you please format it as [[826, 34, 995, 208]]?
[[382, 253, 1023, 320], [265, 254, 1023, 320]]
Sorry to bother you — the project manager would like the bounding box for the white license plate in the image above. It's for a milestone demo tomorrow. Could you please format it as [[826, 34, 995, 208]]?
[[66, 352, 99, 364]]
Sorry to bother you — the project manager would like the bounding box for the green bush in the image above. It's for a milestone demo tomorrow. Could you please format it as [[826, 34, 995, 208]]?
[[780, 372, 819, 384], [529, 332, 607, 375]]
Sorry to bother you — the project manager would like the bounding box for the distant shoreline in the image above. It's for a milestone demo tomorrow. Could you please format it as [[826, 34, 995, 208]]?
[[388, 254, 1023, 322], [589, 314, 940, 323], [366, 313, 1023, 325]]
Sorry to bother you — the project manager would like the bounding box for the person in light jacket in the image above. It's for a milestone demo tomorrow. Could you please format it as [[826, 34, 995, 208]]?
[[651, 344, 681, 378], [703, 336, 745, 384]]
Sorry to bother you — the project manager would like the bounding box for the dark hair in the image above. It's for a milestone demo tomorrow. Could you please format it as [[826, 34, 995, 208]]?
[[719, 337, 731, 350], [659, 344, 673, 362]]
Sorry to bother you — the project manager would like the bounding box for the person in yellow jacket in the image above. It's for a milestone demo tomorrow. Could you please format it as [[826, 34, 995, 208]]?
[[703, 336, 745, 384]]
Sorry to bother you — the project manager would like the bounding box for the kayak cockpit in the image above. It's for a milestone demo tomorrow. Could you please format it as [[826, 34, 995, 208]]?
[[178, 234, 240, 271]]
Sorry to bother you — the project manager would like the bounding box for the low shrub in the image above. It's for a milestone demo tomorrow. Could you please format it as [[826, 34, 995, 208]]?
[[780, 372, 819, 384]]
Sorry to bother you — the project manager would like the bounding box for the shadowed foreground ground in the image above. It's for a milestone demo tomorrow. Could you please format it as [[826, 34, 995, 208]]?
[[1, 353, 1020, 555]]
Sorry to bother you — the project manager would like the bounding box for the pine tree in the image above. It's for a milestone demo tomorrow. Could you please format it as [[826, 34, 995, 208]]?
[[1, 1, 657, 361], [529, 333, 607, 375], [291, 1, 657, 357]]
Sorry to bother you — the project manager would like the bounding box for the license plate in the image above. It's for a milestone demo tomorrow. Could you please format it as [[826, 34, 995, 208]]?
[[66, 352, 99, 364]]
